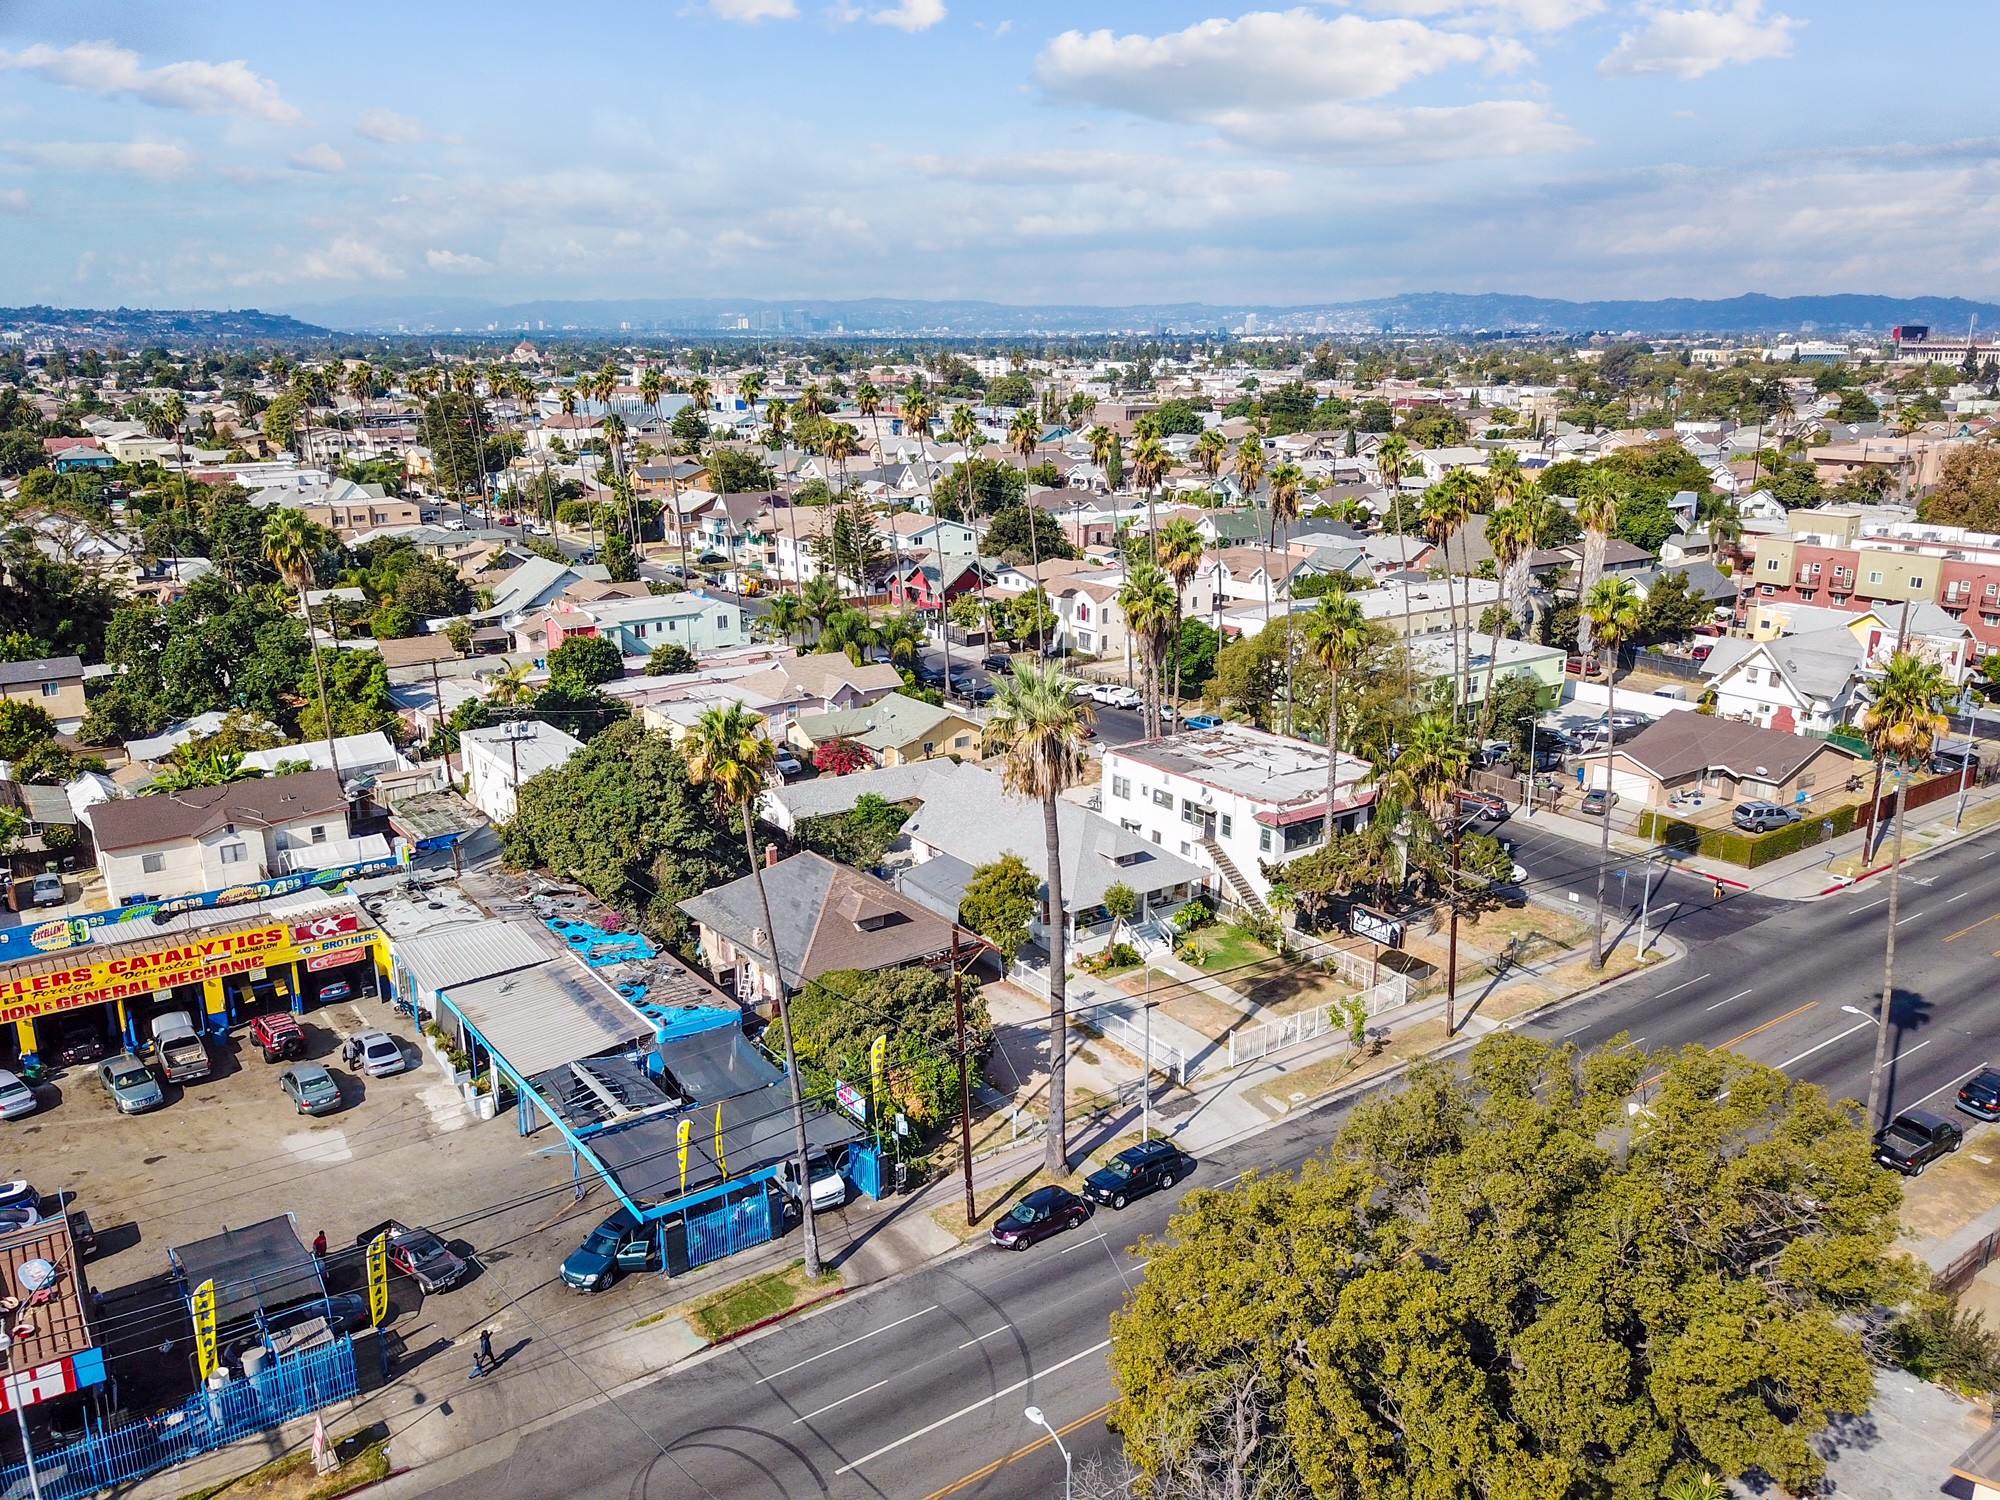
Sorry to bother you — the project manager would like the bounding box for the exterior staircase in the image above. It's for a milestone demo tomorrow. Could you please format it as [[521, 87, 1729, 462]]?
[[1198, 838, 1271, 921]]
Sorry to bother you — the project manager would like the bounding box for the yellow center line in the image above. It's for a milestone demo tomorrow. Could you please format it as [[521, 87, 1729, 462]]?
[[1944, 911, 2000, 943], [1716, 1000, 1819, 1054], [921, 1402, 1117, 1500]]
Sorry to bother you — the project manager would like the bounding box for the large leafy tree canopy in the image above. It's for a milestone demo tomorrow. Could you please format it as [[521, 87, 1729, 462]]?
[[790, 965, 990, 1130], [1110, 1036, 1906, 1500]]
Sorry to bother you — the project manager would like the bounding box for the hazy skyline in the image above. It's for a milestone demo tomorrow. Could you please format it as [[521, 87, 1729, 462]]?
[[0, 1, 1993, 314]]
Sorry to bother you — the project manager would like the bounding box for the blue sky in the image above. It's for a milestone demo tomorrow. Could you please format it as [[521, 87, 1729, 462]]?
[[0, 0, 1995, 313]]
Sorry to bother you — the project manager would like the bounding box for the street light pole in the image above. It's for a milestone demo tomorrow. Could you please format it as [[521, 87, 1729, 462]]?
[[1024, 1406, 1072, 1500], [1635, 854, 1657, 959], [0, 1333, 44, 1500]]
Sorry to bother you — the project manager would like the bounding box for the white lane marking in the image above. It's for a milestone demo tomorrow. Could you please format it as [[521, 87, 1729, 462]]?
[[1706, 988, 1755, 1012], [1775, 1018, 1876, 1072], [754, 1305, 939, 1385], [793, 1380, 888, 1425], [834, 1339, 1113, 1475], [1059, 1232, 1108, 1254], [958, 1327, 1010, 1350], [1904, 1064, 1989, 1111], [1851, 899, 1888, 914], [1981, 849, 1999, 860], [1897, 911, 1927, 927], [1656, 972, 1712, 1000], [1897, 1039, 1934, 1063], [1948, 891, 1973, 903]]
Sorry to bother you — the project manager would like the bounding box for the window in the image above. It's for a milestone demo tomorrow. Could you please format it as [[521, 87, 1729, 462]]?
[[1111, 776, 1131, 800], [220, 843, 248, 865], [923, 741, 935, 755], [1259, 828, 1272, 853], [1219, 813, 1233, 838], [1152, 788, 1173, 808], [310, 826, 327, 844], [1763, 558, 1779, 572], [39, 682, 58, 698], [1868, 570, 1884, 584], [141, 853, 165, 874]]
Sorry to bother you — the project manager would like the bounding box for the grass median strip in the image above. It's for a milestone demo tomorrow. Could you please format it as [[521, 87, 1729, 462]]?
[[688, 1259, 840, 1342], [176, 1426, 391, 1500]]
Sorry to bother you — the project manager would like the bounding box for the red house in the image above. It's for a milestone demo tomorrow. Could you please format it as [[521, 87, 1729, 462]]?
[[888, 559, 985, 610]]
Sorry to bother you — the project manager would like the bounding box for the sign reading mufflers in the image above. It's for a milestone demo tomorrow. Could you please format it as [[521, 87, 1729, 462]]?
[[0, 914, 368, 1024], [1348, 906, 1405, 949]]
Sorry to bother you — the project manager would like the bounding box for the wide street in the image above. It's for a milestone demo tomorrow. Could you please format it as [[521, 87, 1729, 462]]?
[[397, 820, 2000, 1500]]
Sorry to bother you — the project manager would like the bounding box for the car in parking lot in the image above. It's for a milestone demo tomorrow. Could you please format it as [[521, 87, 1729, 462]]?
[[354, 1030, 407, 1078], [249, 1013, 306, 1063], [97, 1054, 164, 1114], [1731, 801, 1798, 834], [1957, 1067, 2000, 1121], [989, 1185, 1093, 1250], [1874, 1108, 1963, 1174], [0, 1070, 38, 1121], [43, 1018, 105, 1068], [560, 1207, 660, 1291], [278, 1063, 343, 1116], [357, 1220, 467, 1293], [773, 749, 803, 777], [1182, 713, 1222, 731], [1579, 788, 1618, 816], [1083, 1140, 1194, 1210], [29, 873, 63, 908]]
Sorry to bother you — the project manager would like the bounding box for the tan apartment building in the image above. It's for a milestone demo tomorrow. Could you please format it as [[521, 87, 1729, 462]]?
[[0, 655, 87, 732]]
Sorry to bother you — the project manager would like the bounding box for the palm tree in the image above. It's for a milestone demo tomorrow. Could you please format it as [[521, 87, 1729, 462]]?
[[1860, 650, 1951, 1128], [1132, 433, 1169, 551], [159, 391, 189, 580], [983, 663, 1094, 1173], [1155, 517, 1207, 731], [1304, 592, 1371, 844], [1420, 471, 1474, 717], [1233, 431, 1266, 527], [1266, 460, 1305, 731], [1118, 562, 1177, 739], [1574, 471, 1620, 666], [1192, 428, 1227, 496], [800, 575, 844, 642], [145, 748, 266, 794], [345, 360, 373, 440], [683, 703, 822, 1280], [1701, 494, 1743, 565], [263, 509, 343, 782], [737, 369, 765, 414], [1387, 710, 1471, 1032], [486, 660, 535, 705], [766, 594, 805, 654], [1085, 424, 1115, 478], [1581, 577, 1643, 970], [1485, 495, 1539, 723], [1375, 433, 1417, 682]]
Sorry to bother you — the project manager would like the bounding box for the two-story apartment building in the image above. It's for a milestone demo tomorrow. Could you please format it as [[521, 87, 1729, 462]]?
[[1739, 516, 2000, 653], [89, 770, 360, 904], [540, 593, 751, 657], [1101, 725, 1375, 914], [0, 655, 87, 734]]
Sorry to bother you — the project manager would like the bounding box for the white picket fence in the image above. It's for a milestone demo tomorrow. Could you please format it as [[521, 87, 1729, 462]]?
[[1099, 1010, 1190, 1086], [1225, 979, 1410, 1071]]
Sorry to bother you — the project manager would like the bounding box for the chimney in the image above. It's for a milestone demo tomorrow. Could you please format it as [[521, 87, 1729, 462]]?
[[765, 843, 779, 869]]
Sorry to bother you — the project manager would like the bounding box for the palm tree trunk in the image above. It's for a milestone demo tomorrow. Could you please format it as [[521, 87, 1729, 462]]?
[[742, 805, 821, 1278], [1445, 830, 1461, 1035], [1042, 791, 1070, 1174], [1590, 660, 1614, 969], [1323, 665, 1341, 845], [1865, 782, 1908, 1130], [1168, 610, 1184, 740], [299, 584, 344, 785]]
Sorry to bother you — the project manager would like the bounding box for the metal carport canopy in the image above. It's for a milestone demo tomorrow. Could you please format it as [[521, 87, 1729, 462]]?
[[443, 958, 652, 1078]]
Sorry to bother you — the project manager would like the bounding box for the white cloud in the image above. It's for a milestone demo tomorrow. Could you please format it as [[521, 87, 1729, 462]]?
[[709, 0, 798, 21], [870, 0, 945, 30], [1227, 97, 1579, 160], [1599, 2, 1800, 80], [426, 248, 495, 274], [355, 108, 426, 144], [1350, 0, 1605, 30], [3, 139, 192, 177], [0, 40, 301, 124], [912, 149, 1179, 184], [0, 188, 28, 212], [289, 143, 346, 173], [293, 237, 402, 282]]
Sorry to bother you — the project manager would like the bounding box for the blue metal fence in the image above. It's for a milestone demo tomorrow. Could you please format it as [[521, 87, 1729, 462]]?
[[686, 1188, 773, 1269], [0, 1337, 358, 1500]]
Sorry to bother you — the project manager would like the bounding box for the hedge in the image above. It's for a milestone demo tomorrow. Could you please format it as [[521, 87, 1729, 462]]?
[[1640, 802, 1861, 868]]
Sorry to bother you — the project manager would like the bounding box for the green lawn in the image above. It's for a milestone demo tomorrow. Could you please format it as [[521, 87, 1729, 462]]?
[[1193, 924, 1275, 972], [688, 1261, 836, 1341]]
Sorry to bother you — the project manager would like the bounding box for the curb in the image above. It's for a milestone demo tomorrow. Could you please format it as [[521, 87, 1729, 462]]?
[[703, 1285, 847, 1349]]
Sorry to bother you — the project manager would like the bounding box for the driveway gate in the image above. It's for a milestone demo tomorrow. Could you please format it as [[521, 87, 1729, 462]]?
[[685, 1184, 774, 1269]]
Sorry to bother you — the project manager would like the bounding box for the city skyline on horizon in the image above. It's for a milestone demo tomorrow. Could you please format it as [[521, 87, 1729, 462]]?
[[0, 1, 1995, 314]]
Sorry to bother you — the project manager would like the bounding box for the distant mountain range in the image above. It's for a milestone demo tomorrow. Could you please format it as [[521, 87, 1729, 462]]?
[[5, 293, 1998, 343], [276, 290, 2000, 338]]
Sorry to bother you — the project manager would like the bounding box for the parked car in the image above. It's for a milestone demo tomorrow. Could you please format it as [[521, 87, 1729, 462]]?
[[1182, 714, 1223, 731], [147, 1011, 211, 1082], [317, 979, 357, 1004], [982, 654, 1013, 674], [1731, 801, 1798, 834], [353, 1030, 407, 1078], [356, 1220, 466, 1294], [1957, 1067, 2000, 1121], [443, 518, 471, 532], [525, 520, 552, 537], [97, 1054, 164, 1114], [249, 1013, 306, 1063], [1874, 1108, 1963, 1175], [42, 1018, 105, 1068], [0, 1070, 38, 1121], [778, 1157, 848, 1213], [279, 1063, 343, 1116], [958, 684, 995, 704], [989, 1185, 1093, 1250], [1083, 1140, 1194, 1210], [773, 750, 803, 777], [1931, 746, 1981, 776], [1579, 788, 1618, 816], [1095, 685, 1143, 710], [948, 673, 979, 695], [1455, 789, 1510, 822], [29, 874, 63, 908], [1690, 643, 1714, 662], [560, 1207, 659, 1291], [1652, 686, 1688, 701]]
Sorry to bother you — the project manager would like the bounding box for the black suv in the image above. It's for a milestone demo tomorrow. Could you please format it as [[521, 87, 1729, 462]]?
[[1874, 1108, 1964, 1175], [1083, 1139, 1195, 1210], [1958, 1067, 2000, 1121]]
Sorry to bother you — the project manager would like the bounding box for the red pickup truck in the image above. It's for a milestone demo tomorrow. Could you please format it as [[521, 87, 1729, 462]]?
[[249, 1013, 305, 1063]]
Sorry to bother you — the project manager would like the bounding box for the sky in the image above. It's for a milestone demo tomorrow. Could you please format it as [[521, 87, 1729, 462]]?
[[1, 0, 1997, 316]]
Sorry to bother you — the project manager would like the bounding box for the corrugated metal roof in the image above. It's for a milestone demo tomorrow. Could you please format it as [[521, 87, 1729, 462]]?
[[446, 959, 649, 1078], [394, 919, 547, 993]]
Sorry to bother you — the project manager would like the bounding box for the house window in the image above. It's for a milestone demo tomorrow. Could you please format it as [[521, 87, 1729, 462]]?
[[141, 853, 165, 874], [39, 682, 58, 698], [1219, 813, 1233, 838], [220, 842, 248, 865], [923, 741, 935, 755], [1868, 570, 1884, 584], [1111, 776, 1131, 800], [1743, 667, 1759, 685], [1152, 788, 1173, 808], [310, 826, 327, 844], [1763, 558, 1779, 572], [1259, 828, 1272, 853]]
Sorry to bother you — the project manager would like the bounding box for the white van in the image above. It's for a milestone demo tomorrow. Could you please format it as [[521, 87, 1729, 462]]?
[[1652, 686, 1688, 701]]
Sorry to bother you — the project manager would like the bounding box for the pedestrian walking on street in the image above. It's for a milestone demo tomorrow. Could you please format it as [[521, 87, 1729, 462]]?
[[468, 1329, 494, 1379], [1711, 877, 1724, 901], [312, 1229, 328, 1262]]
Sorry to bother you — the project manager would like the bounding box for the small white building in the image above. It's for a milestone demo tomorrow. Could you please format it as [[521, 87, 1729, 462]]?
[[460, 721, 584, 823]]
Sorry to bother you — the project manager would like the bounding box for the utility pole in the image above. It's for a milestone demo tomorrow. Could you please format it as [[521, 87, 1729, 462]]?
[[951, 924, 975, 1227], [1142, 997, 1155, 1140], [1634, 855, 1657, 959]]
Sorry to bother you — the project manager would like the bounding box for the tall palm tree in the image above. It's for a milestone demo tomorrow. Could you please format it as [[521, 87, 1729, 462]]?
[[1232, 432, 1265, 526], [1420, 471, 1474, 717], [1375, 433, 1417, 682], [1192, 428, 1227, 498], [1484, 496, 1539, 723], [160, 390, 189, 580], [766, 594, 805, 654], [345, 361, 373, 441], [263, 509, 343, 782], [1155, 516, 1206, 731], [800, 575, 844, 642], [737, 368, 765, 414], [1305, 592, 1371, 844], [1266, 461, 1305, 731], [1860, 650, 1951, 1128], [1085, 424, 1115, 478], [983, 663, 1094, 1173], [1574, 471, 1620, 665], [1118, 562, 1177, 739], [905, 389, 959, 682], [1132, 433, 1169, 551], [1581, 577, 1643, 970], [683, 703, 822, 1280], [1701, 494, 1743, 565], [1387, 710, 1471, 1032]]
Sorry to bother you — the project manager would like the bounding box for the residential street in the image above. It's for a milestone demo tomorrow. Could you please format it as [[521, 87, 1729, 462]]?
[[385, 824, 2000, 1500]]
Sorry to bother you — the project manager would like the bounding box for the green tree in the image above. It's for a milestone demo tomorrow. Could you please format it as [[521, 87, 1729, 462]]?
[[145, 748, 265, 794], [960, 851, 1040, 963], [0, 700, 56, 760], [985, 506, 1076, 562], [792, 792, 909, 868], [548, 634, 626, 689], [601, 531, 639, 582], [1109, 1036, 1906, 1500], [1303, 592, 1373, 843], [263, 508, 342, 780], [1582, 576, 1644, 969], [1102, 881, 1139, 947], [645, 642, 698, 676], [790, 966, 989, 1131], [1919, 444, 2000, 530]]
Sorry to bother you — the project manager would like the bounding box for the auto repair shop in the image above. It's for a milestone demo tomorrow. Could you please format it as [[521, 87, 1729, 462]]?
[[0, 894, 392, 1073]]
